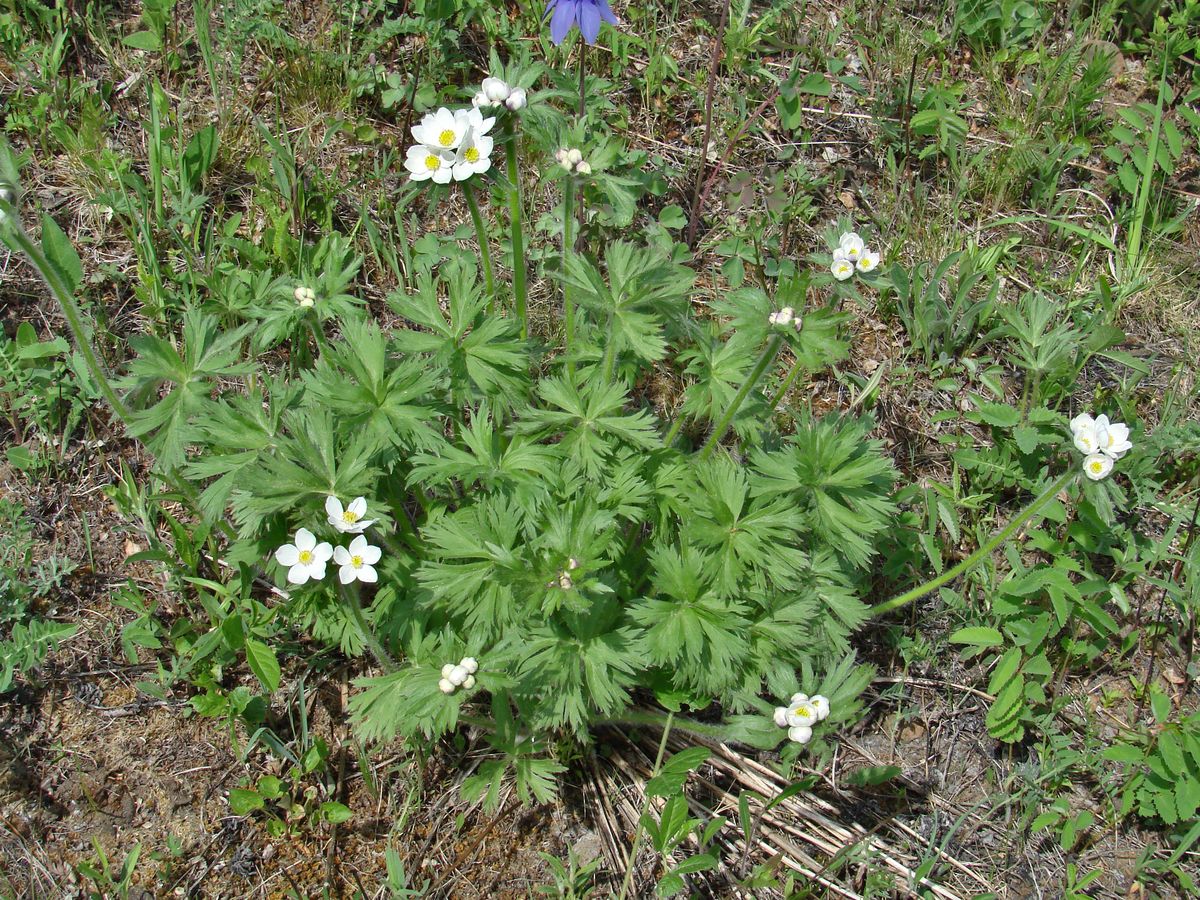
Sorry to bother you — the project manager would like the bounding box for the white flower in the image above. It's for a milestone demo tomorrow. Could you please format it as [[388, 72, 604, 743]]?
[[274, 528, 333, 585], [831, 255, 855, 281], [838, 231, 865, 261], [773, 707, 789, 728], [575, 160, 592, 175], [438, 678, 455, 694], [788, 725, 813, 744], [404, 144, 454, 184], [1068, 413, 1095, 436], [447, 664, 469, 686], [1094, 414, 1133, 459], [505, 87, 527, 111], [785, 698, 820, 729], [412, 107, 467, 151], [1083, 452, 1114, 481], [768, 307, 795, 327], [481, 76, 511, 103], [294, 286, 316, 308], [333, 535, 381, 584], [461, 657, 479, 674], [455, 106, 496, 138], [451, 128, 494, 181], [325, 496, 375, 533], [472, 91, 489, 108], [810, 695, 830, 720], [856, 249, 880, 273]]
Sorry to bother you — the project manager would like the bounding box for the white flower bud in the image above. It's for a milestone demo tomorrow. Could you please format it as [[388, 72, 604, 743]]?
[[481, 76, 511, 103], [773, 707, 789, 728], [441, 663, 455, 679], [567, 558, 580, 571], [556, 148, 569, 164], [788, 725, 813, 744], [472, 91, 489, 108], [505, 88, 527, 110], [438, 678, 455, 694], [575, 161, 592, 175], [460, 657, 478, 674], [566, 148, 583, 166], [448, 665, 469, 686], [462, 675, 475, 690]]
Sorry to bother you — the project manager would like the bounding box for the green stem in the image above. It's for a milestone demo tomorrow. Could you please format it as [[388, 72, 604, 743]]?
[[617, 710, 674, 900], [462, 181, 495, 312], [662, 412, 686, 449], [503, 118, 528, 340], [698, 334, 783, 461], [1, 213, 132, 426], [562, 176, 576, 378], [869, 468, 1077, 618], [340, 582, 398, 673], [602, 310, 617, 383], [768, 357, 803, 412]]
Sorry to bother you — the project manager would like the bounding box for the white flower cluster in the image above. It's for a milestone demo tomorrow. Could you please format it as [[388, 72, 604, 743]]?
[[404, 106, 495, 184], [831, 231, 880, 281], [274, 497, 382, 585], [767, 306, 802, 331], [556, 148, 591, 175], [294, 285, 316, 308], [772, 692, 830, 744], [472, 76, 527, 112], [1070, 413, 1132, 481], [438, 656, 479, 694]]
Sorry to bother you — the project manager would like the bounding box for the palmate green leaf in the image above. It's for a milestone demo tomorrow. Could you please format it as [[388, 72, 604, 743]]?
[[517, 376, 660, 477], [750, 415, 896, 569], [302, 318, 441, 455], [408, 408, 560, 494], [350, 666, 460, 742], [123, 309, 255, 469], [389, 260, 530, 409], [678, 330, 769, 440], [686, 457, 805, 593]]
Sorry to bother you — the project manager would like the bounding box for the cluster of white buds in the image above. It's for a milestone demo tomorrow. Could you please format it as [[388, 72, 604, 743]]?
[[472, 76, 527, 112], [831, 231, 880, 281], [1070, 413, 1133, 481], [556, 148, 591, 175], [294, 285, 316, 308], [550, 557, 580, 590], [439, 657, 479, 694], [767, 307, 802, 331], [772, 692, 831, 744]]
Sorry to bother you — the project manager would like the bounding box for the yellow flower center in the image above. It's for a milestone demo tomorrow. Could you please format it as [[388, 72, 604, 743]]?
[[425, 155, 441, 171], [792, 705, 813, 720], [298, 550, 313, 564], [351, 554, 363, 568], [438, 129, 456, 147], [342, 510, 359, 523], [465, 147, 480, 163], [1090, 460, 1105, 474]]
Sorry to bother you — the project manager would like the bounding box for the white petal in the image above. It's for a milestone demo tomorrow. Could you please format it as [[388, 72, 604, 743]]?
[[360, 545, 382, 565], [348, 534, 368, 554], [307, 562, 327, 581], [294, 528, 316, 551], [789, 693, 809, 705], [788, 725, 813, 744], [325, 496, 343, 519], [287, 563, 311, 585], [339, 564, 356, 584], [1083, 452, 1113, 481], [1068, 413, 1095, 435], [275, 544, 300, 566], [348, 497, 367, 517], [333, 546, 351, 565], [438, 678, 455, 694], [312, 542, 333, 563], [357, 565, 378, 584], [774, 707, 789, 728]]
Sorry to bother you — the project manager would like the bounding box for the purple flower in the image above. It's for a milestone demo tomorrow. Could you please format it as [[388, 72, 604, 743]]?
[[544, 0, 618, 46]]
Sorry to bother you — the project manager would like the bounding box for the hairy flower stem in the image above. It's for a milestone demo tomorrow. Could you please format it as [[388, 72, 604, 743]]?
[[661, 411, 686, 448], [462, 182, 495, 311], [340, 582, 397, 673], [503, 118, 529, 339], [768, 357, 803, 411], [617, 710, 675, 900], [698, 334, 783, 461], [1, 213, 132, 426], [561, 177, 577, 378], [869, 468, 1077, 618]]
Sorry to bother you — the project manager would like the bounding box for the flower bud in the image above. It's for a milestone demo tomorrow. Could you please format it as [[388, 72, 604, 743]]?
[[788, 725, 813, 744], [575, 161, 592, 175], [505, 88, 527, 111], [773, 707, 789, 728], [566, 148, 583, 166], [462, 675, 475, 690], [482, 77, 510, 103], [556, 148, 569, 164], [438, 678, 455, 694], [460, 657, 478, 674], [472, 91, 489, 108], [448, 664, 469, 686], [441, 663, 455, 679], [810, 695, 830, 720]]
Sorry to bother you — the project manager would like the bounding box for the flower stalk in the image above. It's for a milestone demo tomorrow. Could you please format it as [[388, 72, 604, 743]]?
[[503, 118, 529, 339], [561, 175, 577, 377], [461, 181, 496, 311], [340, 581, 398, 673], [869, 468, 1077, 618], [698, 334, 784, 461]]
